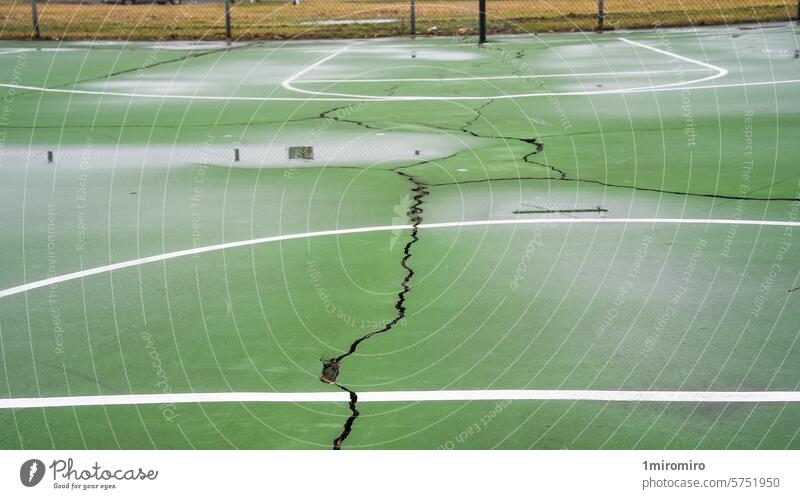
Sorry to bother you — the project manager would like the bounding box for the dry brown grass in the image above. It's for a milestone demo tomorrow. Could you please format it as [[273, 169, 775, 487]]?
[[0, 0, 795, 40]]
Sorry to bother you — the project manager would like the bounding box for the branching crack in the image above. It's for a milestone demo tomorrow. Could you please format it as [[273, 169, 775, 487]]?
[[332, 384, 359, 450], [418, 99, 565, 179], [403, 100, 794, 202], [319, 170, 428, 450], [319, 105, 382, 131], [308, 92, 794, 448]]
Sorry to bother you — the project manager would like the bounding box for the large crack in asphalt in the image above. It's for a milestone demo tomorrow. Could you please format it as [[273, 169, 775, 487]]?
[[319, 105, 383, 131], [319, 170, 428, 450], [310, 96, 795, 447], [302, 96, 796, 448], [405, 99, 794, 202], [312, 95, 797, 448]]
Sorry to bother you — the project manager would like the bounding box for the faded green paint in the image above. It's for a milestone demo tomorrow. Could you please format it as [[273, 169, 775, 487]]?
[[0, 25, 799, 449]]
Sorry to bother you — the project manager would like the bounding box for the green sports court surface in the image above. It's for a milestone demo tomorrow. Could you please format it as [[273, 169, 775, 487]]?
[[1, 23, 800, 449]]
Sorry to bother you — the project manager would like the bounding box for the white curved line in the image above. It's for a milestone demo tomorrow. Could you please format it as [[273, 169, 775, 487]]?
[[2, 390, 799, 409], [280, 43, 353, 96], [2, 217, 800, 300], [280, 37, 728, 101], [0, 78, 796, 103], [8, 38, 791, 102], [296, 68, 711, 84], [1, 78, 796, 102]]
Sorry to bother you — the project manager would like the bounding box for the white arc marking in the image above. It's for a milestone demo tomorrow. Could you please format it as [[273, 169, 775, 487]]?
[[2, 217, 800, 300], [2, 38, 793, 101], [278, 37, 729, 100], [296, 68, 711, 84]]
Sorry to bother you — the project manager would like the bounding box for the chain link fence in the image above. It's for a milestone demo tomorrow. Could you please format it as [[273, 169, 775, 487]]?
[[1, 0, 798, 41]]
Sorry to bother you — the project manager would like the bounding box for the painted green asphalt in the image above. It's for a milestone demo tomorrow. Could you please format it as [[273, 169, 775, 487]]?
[[0, 404, 351, 449], [2, 401, 797, 449], [347, 400, 800, 449], [1, 26, 799, 448]]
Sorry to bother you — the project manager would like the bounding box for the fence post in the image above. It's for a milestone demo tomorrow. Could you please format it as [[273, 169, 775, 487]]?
[[478, 0, 486, 44], [597, 0, 605, 31], [224, 0, 232, 39], [409, 0, 416, 36], [30, 0, 40, 39]]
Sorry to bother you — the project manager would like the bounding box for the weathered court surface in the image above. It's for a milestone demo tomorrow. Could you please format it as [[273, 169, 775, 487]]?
[[1, 23, 799, 449]]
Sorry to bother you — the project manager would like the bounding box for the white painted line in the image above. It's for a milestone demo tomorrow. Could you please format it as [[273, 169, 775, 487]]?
[[281, 37, 729, 100], [2, 390, 799, 409], [619, 37, 728, 77], [1, 76, 797, 102], [297, 68, 711, 84], [5, 37, 733, 103], [0, 48, 75, 55], [369, 390, 800, 403], [0, 393, 346, 408], [280, 44, 354, 96], [0, 223, 408, 299], [2, 217, 800, 300], [0, 38, 795, 101]]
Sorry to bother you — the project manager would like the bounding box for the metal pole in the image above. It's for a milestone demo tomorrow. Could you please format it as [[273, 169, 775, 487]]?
[[597, 0, 605, 31], [409, 0, 416, 36], [224, 0, 232, 39], [30, 0, 40, 39], [478, 0, 486, 44]]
